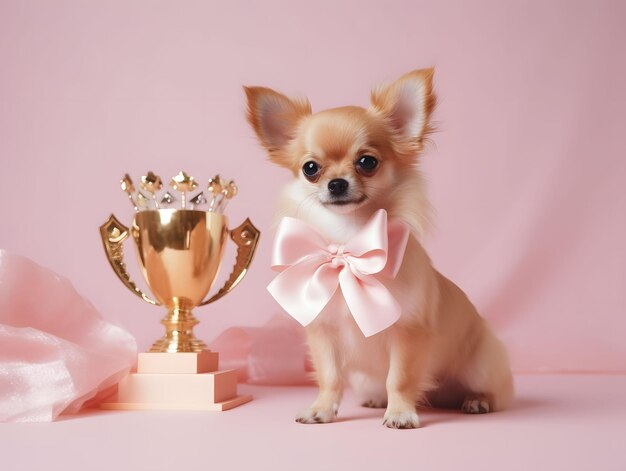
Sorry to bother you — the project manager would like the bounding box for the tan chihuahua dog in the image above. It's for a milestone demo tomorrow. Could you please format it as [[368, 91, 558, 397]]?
[[245, 68, 514, 429]]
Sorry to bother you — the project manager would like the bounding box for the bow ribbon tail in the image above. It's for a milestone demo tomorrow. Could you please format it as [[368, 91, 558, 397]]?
[[338, 268, 402, 337], [267, 256, 340, 327]]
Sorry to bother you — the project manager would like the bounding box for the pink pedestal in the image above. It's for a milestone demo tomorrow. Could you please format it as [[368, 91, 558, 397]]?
[[137, 351, 219, 374], [101, 350, 252, 411]]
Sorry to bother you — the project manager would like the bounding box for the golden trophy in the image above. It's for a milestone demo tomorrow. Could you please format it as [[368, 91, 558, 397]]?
[[99, 171, 259, 411]]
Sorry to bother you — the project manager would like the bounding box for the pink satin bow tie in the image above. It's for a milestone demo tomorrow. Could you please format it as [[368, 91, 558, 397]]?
[[267, 209, 410, 337]]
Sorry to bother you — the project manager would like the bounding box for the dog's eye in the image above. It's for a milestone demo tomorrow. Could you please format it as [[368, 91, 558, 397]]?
[[302, 161, 321, 181], [356, 155, 378, 175]]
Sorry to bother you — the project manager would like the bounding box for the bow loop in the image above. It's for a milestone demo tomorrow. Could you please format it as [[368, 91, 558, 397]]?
[[271, 217, 330, 270], [267, 209, 410, 337]]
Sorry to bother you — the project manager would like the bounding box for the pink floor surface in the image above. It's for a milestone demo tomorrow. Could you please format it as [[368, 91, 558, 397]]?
[[1, 374, 624, 470]]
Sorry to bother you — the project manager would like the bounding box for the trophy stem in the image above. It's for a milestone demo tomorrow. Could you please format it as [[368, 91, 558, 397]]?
[[149, 306, 208, 353]]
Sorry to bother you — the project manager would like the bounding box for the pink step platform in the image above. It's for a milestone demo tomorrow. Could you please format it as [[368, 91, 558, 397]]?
[[101, 350, 252, 411]]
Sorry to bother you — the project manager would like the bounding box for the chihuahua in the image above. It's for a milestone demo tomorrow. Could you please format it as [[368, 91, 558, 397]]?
[[245, 68, 514, 428]]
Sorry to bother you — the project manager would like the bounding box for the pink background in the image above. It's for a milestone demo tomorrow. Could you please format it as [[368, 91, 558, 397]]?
[[1, 0, 624, 374]]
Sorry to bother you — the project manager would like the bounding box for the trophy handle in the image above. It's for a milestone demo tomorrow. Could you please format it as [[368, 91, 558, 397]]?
[[99, 214, 159, 305], [199, 218, 260, 306]]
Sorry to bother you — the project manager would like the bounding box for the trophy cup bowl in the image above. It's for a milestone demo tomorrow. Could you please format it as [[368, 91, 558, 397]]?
[[100, 179, 259, 353]]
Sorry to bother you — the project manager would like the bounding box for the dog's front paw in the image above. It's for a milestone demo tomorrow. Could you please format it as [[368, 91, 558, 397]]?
[[383, 409, 421, 429], [295, 405, 338, 424]]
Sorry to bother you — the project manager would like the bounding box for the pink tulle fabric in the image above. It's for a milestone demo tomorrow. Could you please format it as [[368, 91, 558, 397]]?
[[210, 314, 313, 385], [0, 250, 136, 422]]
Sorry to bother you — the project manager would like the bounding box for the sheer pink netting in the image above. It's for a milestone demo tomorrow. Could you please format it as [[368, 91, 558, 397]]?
[[0, 250, 136, 422], [210, 314, 313, 385]]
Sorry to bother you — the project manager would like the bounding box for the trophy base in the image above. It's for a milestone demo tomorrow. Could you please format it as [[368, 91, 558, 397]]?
[[101, 394, 253, 412], [101, 350, 252, 412]]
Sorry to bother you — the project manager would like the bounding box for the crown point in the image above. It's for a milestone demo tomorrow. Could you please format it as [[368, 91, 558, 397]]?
[[120, 174, 135, 194], [141, 171, 163, 194], [170, 171, 198, 193]]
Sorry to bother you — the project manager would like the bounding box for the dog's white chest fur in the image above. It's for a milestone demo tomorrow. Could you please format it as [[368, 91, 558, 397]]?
[[313, 289, 391, 378]]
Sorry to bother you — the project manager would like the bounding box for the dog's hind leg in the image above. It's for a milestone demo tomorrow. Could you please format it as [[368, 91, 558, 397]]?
[[350, 371, 388, 408], [457, 327, 514, 413]]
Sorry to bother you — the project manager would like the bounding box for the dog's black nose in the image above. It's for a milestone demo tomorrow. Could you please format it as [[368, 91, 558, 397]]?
[[328, 178, 349, 196]]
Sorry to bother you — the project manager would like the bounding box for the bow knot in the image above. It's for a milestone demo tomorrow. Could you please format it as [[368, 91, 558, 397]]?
[[267, 209, 410, 337], [327, 243, 343, 256], [327, 244, 347, 268]]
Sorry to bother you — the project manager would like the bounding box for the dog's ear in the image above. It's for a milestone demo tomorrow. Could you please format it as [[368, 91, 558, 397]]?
[[244, 86, 311, 167], [369, 68, 436, 158]]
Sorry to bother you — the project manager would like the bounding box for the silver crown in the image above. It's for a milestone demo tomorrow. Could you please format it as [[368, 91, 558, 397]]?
[[120, 171, 238, 213]]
